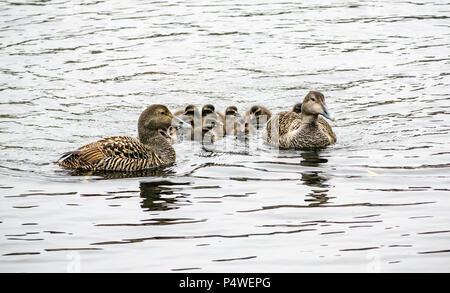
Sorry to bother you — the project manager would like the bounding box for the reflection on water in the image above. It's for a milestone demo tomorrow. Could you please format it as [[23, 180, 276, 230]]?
[[299, 151, 329, 168], [299, 151, 331, 206], [139, 180, 190, 211]]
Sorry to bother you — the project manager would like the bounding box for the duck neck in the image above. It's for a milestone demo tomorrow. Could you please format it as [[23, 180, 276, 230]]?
[[301, 113, 318, 126], [139, 130, 160, 145]]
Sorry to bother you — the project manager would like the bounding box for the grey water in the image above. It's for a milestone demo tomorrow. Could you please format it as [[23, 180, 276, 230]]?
[[0, 0, 449, 272]]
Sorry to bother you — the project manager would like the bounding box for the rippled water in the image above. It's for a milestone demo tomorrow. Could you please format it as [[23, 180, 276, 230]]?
[[1, 0, 450, 272]]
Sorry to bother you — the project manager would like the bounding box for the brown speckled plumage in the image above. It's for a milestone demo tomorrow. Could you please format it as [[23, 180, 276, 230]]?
[[265, 91, 336, 150], [56, 105, 177, 171]]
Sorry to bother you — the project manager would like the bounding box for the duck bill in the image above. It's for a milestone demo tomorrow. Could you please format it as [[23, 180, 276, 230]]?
[[172, 116, 191, 129], [320, 104, 333, 120]]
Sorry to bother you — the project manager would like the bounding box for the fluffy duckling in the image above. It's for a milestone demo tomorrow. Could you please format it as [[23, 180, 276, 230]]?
[[224, 105, 239, 136], [265, 91, 336, 150], [174, 104, 202, 140], [245, 105, 272, 129], [56, 105, 189, 171], [292, 103, 302, 114]]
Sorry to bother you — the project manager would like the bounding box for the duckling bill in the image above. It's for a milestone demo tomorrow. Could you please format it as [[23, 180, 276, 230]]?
[[56, 104, 189, 171]]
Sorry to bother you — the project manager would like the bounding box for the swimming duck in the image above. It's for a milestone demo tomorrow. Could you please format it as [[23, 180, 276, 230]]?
[[223, 106, 255, 138], [265, 91, 336, 150], [56, 104, 189, 171], [224, 105, 239, 136], [245, 105, 272, 129]]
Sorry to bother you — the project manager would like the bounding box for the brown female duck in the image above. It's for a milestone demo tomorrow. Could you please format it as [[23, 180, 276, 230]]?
[[265, 91, 336, 150], [56, 104, 188, 171]]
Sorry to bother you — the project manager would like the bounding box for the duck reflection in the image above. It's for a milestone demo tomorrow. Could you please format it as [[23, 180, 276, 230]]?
[[139, 180, 190, 211], [67, 168, 175, 180], [299, 151, 331, 207]]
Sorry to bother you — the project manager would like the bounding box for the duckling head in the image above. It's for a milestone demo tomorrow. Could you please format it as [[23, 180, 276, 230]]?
[[301, 91, 335, 121], [249, 105, 263, 117], [184, 105, 200, 117], [202, 104, 216, 117], [182, 105, 200, 127]]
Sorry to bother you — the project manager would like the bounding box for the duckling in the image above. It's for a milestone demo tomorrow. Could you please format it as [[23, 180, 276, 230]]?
[[265, 91, 336, 150], [202, 104, 224, 120], [292, 103, 302, 114], [56, 104, 189, 171], [234, 116, 256, 139], [174, 105, 201, 124], [202, 113, 224, 139], [224, 105, 240, 136], [245, 105, 272, 129], [223, 106, 256, 138]]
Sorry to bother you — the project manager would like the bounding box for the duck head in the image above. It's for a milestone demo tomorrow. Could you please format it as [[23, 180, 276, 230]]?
[[301, 91, 335, 121]]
